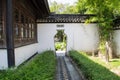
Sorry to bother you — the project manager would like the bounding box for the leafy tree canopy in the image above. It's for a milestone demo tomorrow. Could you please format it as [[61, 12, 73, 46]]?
[[76, 0, 120, 58], [49, 1, 77, 14], [76, 0, 120, 40]]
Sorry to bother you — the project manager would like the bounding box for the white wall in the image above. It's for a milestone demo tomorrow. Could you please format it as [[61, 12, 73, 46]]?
[[15, 43, 38, 66], [37, 23, 99, 53], [0, 23, 99, 69], [0, 49, 8, 69], [113, 30, 120, 56], [37, 24, 57, 52]]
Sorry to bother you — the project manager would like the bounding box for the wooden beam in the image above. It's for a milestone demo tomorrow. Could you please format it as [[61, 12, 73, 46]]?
[[6, 0, 15, 67], [31, 0, 44, 17], [43, 0, 50, 15], [30, 0, 50, 18]]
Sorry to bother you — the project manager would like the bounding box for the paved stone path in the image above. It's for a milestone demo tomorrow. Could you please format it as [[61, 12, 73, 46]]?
[[56, 51, 83, 80]]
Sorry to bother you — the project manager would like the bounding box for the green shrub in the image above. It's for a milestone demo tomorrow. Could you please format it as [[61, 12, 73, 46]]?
[[99, 41, 106, 54], [0, 50, 56, 80], [55, 42, 66, 51], [69, 50, 120, 80]]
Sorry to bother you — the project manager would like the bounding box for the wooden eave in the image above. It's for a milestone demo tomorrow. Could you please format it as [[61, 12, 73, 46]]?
[[29, 0, 50, 19], [14, 0, 50, 19]]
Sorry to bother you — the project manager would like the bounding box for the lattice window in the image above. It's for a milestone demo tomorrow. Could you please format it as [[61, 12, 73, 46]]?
[[14, 7, 37, 47], [25, 17, 28, 38], [31, 20, 35, 39], [21, 14, 25, 38], [29, 19, 32, 38], [0, 0, 5, 48], [14, 9, 20, 38]]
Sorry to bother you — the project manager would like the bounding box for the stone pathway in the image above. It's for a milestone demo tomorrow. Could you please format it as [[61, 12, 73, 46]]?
[[56, 51, 84, 80]]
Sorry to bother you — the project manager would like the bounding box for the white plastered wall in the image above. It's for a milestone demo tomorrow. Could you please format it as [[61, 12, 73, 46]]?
[[0, 23, 99, 69], [113, 30, 120, 56], [15, 43, 38, 66], [37, 23, 99, 53], [0, 49, 8, 69]]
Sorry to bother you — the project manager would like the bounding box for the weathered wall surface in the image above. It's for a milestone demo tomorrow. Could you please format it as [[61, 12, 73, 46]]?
[[113, 30, 120, 56]]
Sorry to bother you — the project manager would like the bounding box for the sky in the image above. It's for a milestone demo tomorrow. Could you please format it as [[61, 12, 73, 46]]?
[[48, 0, 77, 5]]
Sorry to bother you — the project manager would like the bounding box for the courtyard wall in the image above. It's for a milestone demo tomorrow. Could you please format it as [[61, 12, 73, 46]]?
[[37, 23, 99, 53]]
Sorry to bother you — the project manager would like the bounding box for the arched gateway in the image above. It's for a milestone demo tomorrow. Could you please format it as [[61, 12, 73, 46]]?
[[37, 14, 99, 53]]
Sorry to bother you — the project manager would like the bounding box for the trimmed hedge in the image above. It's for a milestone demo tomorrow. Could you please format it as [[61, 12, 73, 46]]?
[[0, 50, 56, 80], [69, 50, 120, 80]]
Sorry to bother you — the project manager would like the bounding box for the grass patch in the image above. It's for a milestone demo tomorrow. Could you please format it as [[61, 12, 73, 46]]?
[[110, 59, 120, 68], [0, 50, 56, 80], [88, 56, 120, 69], [69, 50, 120, 80]]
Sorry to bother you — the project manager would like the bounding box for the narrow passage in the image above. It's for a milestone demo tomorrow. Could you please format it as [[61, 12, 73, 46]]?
[[56, 51, 83, 80]]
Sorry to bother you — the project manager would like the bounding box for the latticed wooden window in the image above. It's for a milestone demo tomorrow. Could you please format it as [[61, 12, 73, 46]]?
[[29, 19, 32, 38], [0, 0, 5, 48], [13, 5, 37, 47], [31, 20, 35, 39], [14, 9, 20, 38], [25, 17, 28, 38], [20, 14, 24, 38]]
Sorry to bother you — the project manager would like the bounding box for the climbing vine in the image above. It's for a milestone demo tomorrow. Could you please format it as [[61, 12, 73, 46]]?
[[77, 0, 120, 40], [76, 0, 120, 59]]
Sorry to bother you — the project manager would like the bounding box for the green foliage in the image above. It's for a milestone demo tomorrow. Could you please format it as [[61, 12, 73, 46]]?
[[89, 55, 120, 69], [0, 50, 56, 80], [55, 30, 65, 42], [76, 0, 120, 55], [54, 30, 67, 51], [62, 5, 77, 14], [69, 50, 120, 80], [55, 42, 66, 51], [49, 1, 77, 14], [76, 0, 88, 14], [110, 59, 120, 68], [99, 41, 106, 54], [50, 1, 64, 14], [76, 0, 120, 41]]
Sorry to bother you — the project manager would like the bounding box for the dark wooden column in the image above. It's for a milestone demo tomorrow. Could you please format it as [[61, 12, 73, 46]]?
[[6, 0, 15, 67]]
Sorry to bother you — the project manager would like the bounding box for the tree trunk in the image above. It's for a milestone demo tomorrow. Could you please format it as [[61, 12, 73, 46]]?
[[105, 41, 109, 62], [109, 44, 113, 59]]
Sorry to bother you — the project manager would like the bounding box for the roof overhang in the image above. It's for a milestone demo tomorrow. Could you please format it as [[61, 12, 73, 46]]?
[[26, 0, 50, 19]]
